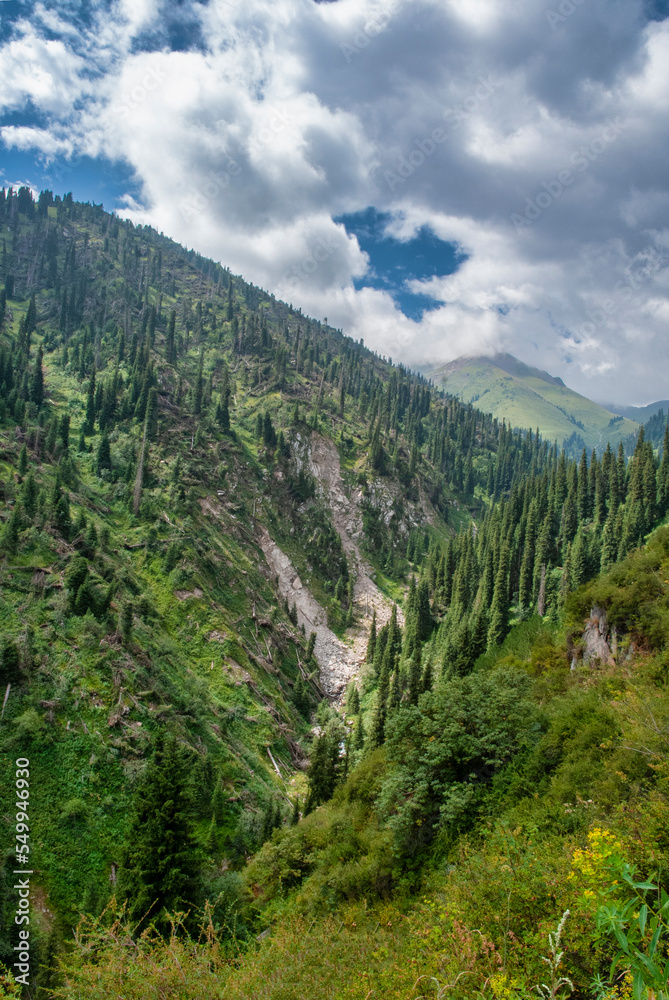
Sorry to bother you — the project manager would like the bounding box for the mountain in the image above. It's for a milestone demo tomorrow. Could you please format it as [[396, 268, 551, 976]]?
[[603, 398, 669, 422], [426, 352, 640, 454], [1, 187, 669, 999]]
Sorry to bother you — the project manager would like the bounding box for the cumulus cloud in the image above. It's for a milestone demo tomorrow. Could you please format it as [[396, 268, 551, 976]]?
[[0, 0, 668, 403]]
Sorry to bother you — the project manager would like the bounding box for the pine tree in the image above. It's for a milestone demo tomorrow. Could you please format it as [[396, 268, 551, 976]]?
[[59, 413, 70, 452], [193, 350, 204, 416], [20, 471, 38, 520], [0, 637, 21, 685], [2, 505, 20, 555], [211, 780, 226, 825], [353, 711, 365, 751], [17, 444, 28, 475], [118, 732, 202, 929], [205, 815, 218, 855], [85, 369, 96, 434], [366, 610, 377, 662], [421, 657, 433, 693], [486, 546, 509, 650], [408, 645, 422, 705], [29, 345, 44, 407], [658, 424, 669, 515], [50, 477, 71, 539], [415, 579, 433, 642], [120, 599, 133, 641], [146, 387, 158, 441], [305, 725, 341, 812], [166, 310, 176, 364], [96, 433, 112, 475]]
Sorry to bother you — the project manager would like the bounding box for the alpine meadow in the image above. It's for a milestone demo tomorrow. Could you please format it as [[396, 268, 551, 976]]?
[[1, 187, 669, 1000]]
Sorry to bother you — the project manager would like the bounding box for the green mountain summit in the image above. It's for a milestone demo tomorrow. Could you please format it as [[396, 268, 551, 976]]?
[[427, 352, 640, 454]]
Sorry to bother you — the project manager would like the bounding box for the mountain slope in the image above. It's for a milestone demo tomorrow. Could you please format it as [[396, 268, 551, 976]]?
[[2, 187, 668, 998], [604, 398, 669, 422], [427, 353, 639, 454]]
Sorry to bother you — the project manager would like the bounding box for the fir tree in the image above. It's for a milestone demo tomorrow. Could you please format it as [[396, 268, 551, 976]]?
[[20, 471, 38, 520], [96, 433, 112, 475], [146, 387, 158, 441], [205, 815, 218, 855], [0, 637, 21, 685], [120, 600, 133, 641], [366, 610, 377, 662], [415, 579, 433, 643], [2, 505, 20, 555], [166, 310, 176, 364], [29, 344, 44, 407], [408, 644, 422, 705], [210, 780, 226, 825], [84, 370, 96, 434], [118, 732, 202, 929]]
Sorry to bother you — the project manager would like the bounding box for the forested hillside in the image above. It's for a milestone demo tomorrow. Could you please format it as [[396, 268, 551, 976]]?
[[0, 187, 668, 1000]]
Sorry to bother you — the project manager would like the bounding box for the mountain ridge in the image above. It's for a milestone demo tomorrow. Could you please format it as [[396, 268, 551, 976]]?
[[426, 352, 639, 454]]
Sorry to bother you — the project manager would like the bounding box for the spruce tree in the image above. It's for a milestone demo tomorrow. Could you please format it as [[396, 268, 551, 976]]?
[[118, 732, 201, 929], [166, 310, 176, 364], [146, 387, 158, 441], [29, 344, 44, 407], [210, 780, 226, 825], [20, 471, 38, 520], [408, 645, 422, 705], [0, 638, 21, 685], [96, 433, 112, 475], [353, 711, 365, 751], [120, 599, 133, 641], [366, 610, 377, 662], [84, 370, 96, 434], [416, 579, 433, 642], [486, 547, 509, 650], [2, 506, 20, 556]]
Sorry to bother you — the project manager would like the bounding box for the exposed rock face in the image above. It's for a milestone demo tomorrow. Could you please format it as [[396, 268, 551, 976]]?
[[582, 605, 615, 667], [257, 526, 360, 699], [258, 433, 406, 701]]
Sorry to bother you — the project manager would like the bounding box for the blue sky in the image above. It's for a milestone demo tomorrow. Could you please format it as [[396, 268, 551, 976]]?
[[336, 208, 461, 321], [1, 0, 669, 402]]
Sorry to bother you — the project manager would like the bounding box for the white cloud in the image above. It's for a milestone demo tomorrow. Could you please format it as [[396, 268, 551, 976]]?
[[0, 0, 668, 403]]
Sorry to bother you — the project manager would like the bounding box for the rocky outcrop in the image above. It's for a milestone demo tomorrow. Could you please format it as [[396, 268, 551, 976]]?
[[581, 606, 615, 667]]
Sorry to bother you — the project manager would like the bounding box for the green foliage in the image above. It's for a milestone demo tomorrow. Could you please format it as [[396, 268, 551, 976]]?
[[378, 667, 539, 854], [117, 732, 202, 930]]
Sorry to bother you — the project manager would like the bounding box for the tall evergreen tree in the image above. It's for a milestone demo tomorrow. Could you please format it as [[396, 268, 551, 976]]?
[[118, 732, 201, 929], [29, 344, 44, 407]]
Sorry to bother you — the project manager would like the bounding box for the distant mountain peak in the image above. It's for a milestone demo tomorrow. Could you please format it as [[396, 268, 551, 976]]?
[[426, 352, 638, 454]]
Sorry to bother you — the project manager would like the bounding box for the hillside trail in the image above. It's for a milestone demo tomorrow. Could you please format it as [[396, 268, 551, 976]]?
[[258, 433, 403, 702]]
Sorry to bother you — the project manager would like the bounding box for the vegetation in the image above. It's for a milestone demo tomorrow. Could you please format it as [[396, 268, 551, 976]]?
[[0, 185, 667, 999]]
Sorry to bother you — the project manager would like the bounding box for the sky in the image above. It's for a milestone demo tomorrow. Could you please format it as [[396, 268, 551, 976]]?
[[1, 0, 669, 404]]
